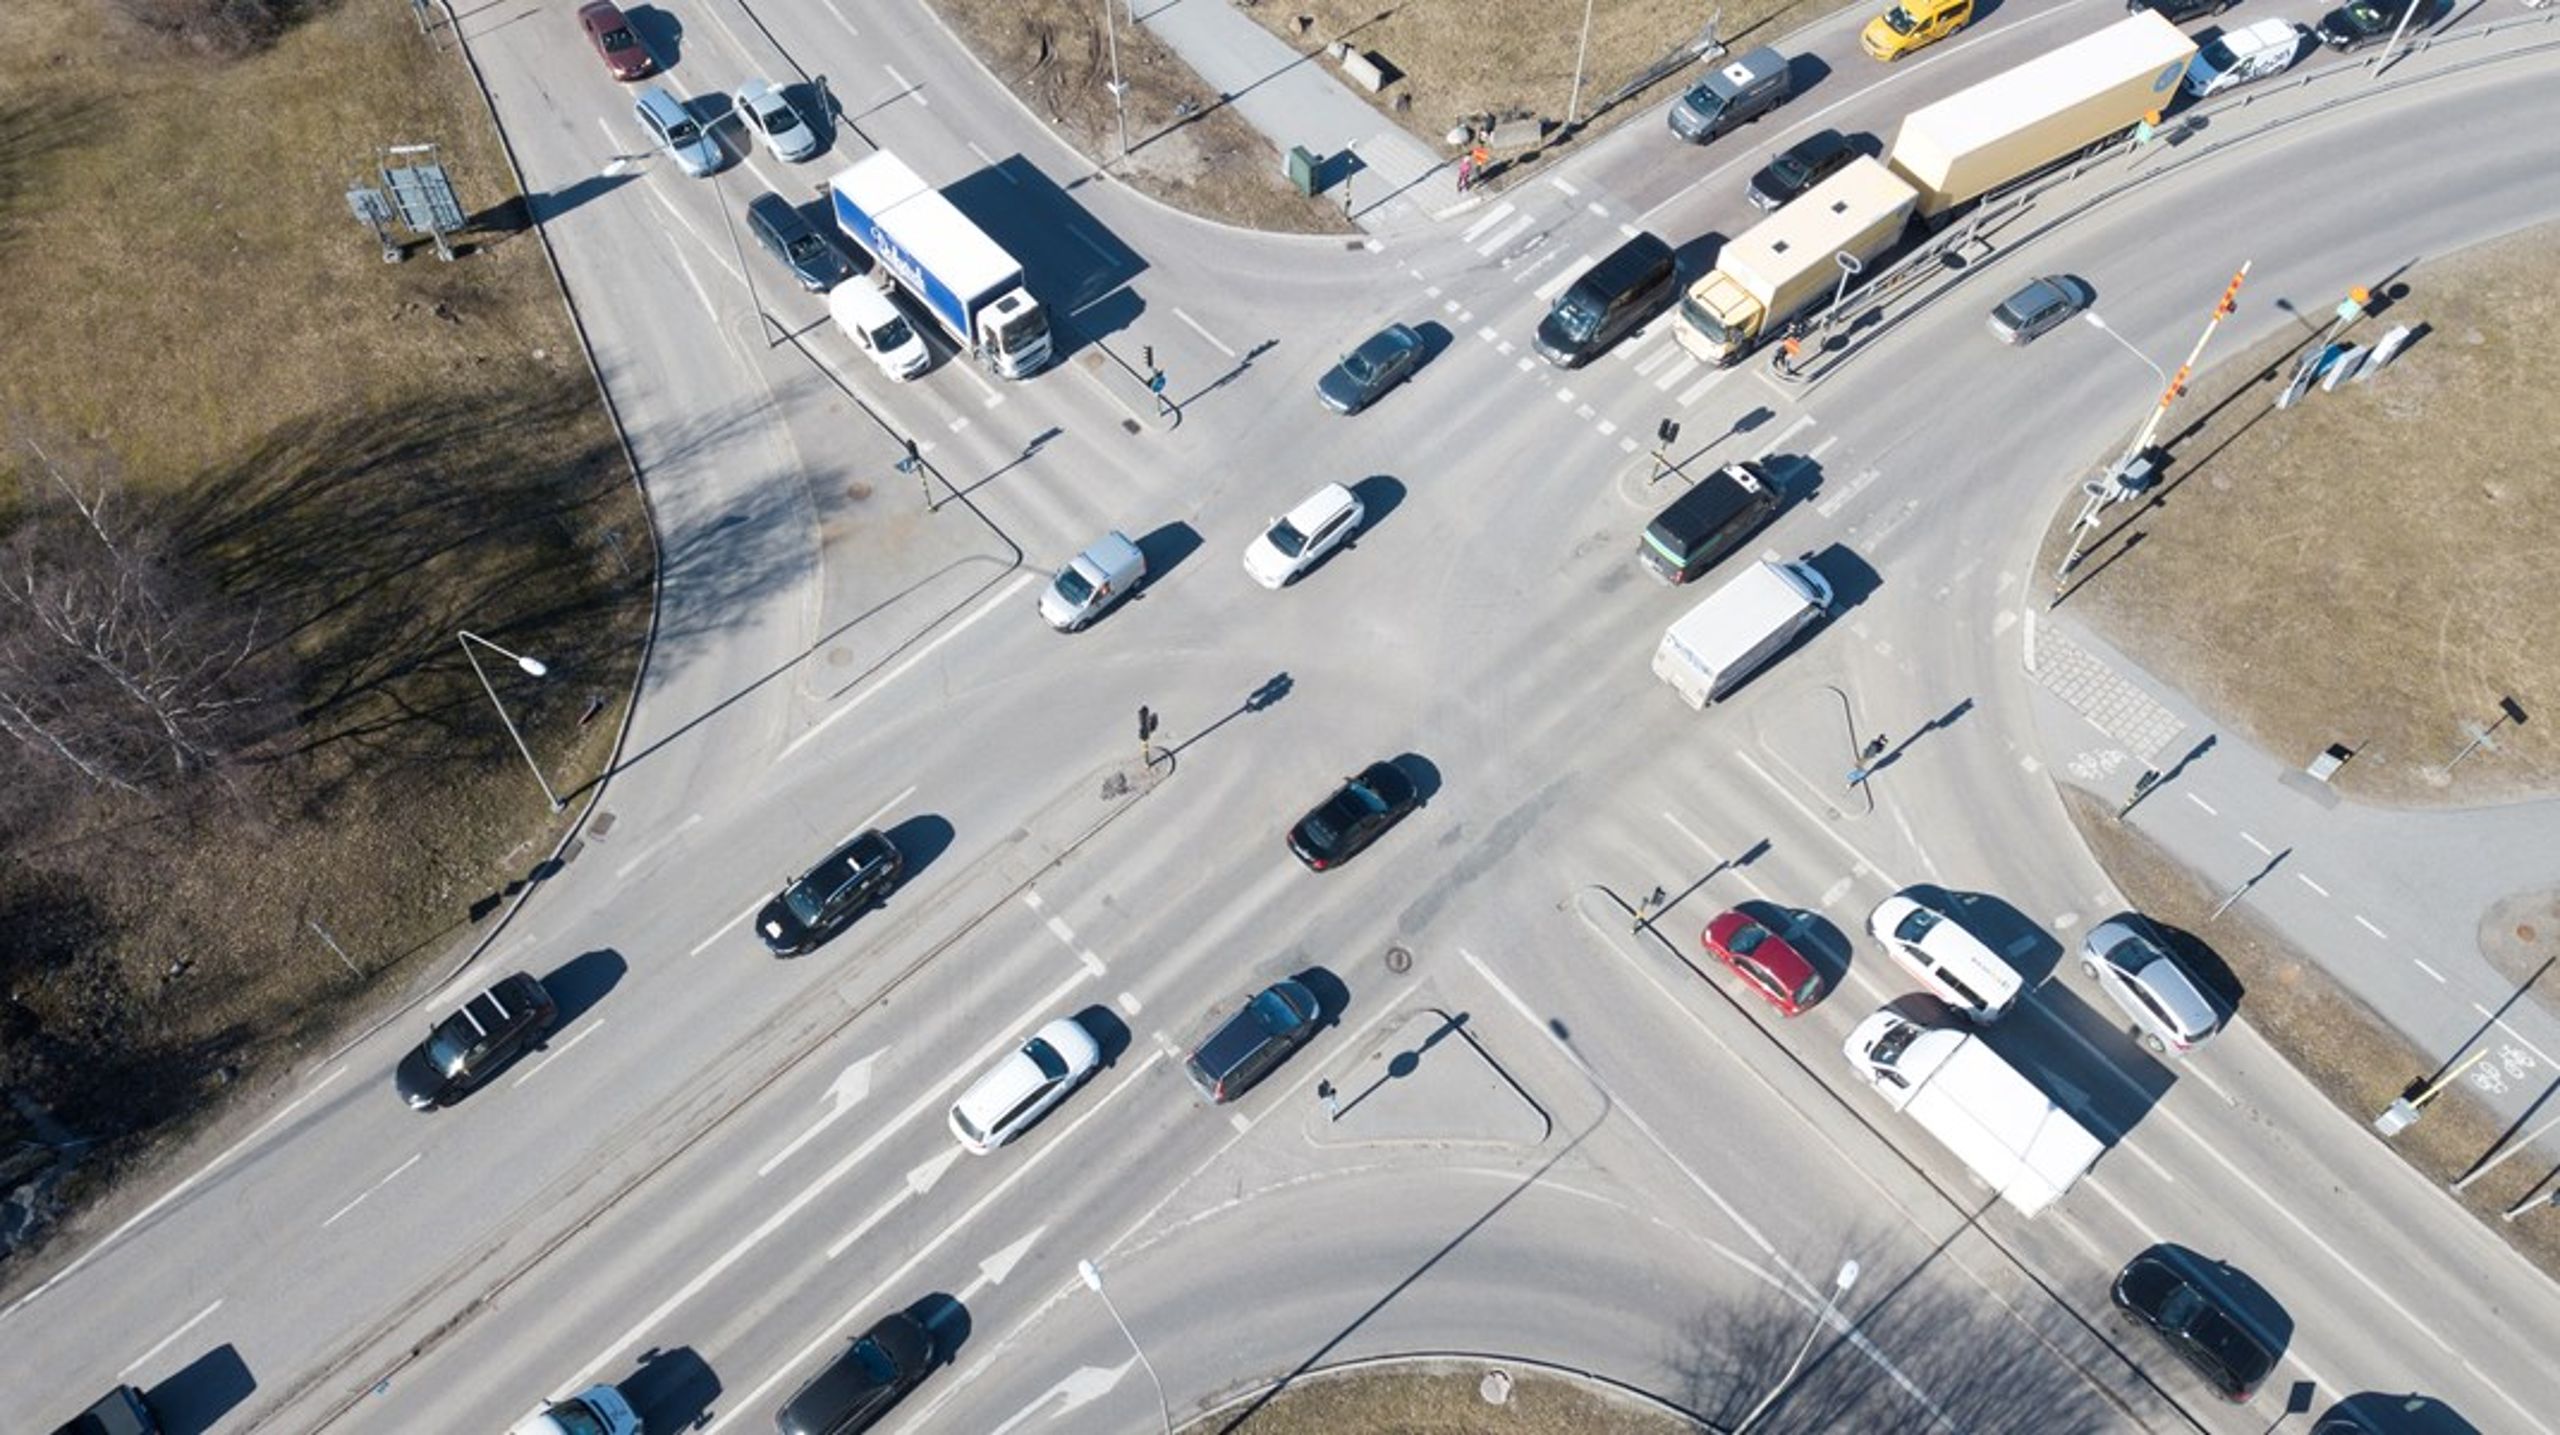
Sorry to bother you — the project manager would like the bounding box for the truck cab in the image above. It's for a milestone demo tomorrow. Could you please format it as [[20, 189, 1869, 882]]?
[[976, 288, 1052, 378], [1863, 0, 1972, 61]]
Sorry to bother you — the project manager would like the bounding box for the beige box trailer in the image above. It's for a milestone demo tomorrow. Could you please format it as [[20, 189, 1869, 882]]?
[[1672, 156, 1920, 365], [1887, 10, 2195, 218]]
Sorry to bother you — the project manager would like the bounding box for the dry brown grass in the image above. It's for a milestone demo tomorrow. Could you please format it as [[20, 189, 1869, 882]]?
[[2062, 789, 2560, 1279], [1215, 1361, 1697, 1433], [928, 0, 1355, 233], [2041, 223, 2560, 805], [0, 0, 648, 1263]]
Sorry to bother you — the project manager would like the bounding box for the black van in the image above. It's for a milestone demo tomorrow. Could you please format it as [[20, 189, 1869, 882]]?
[[1639, 460, 1781, 584], [1536, 232, 1677, 368]]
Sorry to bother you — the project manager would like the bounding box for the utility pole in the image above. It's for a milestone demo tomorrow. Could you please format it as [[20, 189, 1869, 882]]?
[[1101, 0, 1129, 160], [1567, 0, 1598, 124]]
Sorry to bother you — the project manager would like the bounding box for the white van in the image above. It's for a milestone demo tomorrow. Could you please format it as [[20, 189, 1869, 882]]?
[[1039, 530, 1147, 631], [1866, 890, 2025, 1022], [829, 281, 931, 382]]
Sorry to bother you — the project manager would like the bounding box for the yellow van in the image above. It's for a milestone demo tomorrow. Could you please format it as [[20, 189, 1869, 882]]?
[[1862, 0, 1973, 60]]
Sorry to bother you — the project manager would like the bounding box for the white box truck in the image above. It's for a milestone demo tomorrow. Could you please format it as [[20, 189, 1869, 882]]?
[[1842, 1008, 2103, 1217], [828, 152, 1053, 379], [1652, 557, 1833, 708]]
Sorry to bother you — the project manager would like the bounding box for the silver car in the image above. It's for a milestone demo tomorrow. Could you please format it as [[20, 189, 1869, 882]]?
[[1986, 274, 2089, 346], [2082, 914, 2220, 1054], [735, 78, 822, 163]]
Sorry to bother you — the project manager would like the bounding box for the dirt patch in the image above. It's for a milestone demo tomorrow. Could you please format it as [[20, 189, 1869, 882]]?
[[1211, 1360, 1697, 1433], [929, 0, 1354, 233], [0, 0, 648, 1274], [1242, 0, 1855, 188], [2062, 788, 2560, 1279], [2041, 223, 2560, 805]]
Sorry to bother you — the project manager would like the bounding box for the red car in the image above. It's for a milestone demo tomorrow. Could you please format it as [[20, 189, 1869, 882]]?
[[578, 0, 655, 81], [1702, 910, 1825, 1016]]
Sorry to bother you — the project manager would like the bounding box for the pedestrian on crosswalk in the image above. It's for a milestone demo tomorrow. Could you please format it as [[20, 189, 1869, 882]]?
[[1456, 156, 1476, 193]]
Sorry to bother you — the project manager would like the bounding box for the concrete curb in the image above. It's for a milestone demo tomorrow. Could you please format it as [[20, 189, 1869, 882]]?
[[1186, 1349, 1713, 1432]]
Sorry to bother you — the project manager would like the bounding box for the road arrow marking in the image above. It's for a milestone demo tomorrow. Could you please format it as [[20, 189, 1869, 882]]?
[[759, 1052, 882, 1177], [959, 1225, 1046, 1301], [986, 1361, 1131, 1435], [908, 1145, 962, 1195]]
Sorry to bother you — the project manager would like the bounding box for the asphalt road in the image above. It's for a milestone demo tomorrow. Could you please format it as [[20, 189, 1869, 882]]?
[[11, 3, 2560, 1433]]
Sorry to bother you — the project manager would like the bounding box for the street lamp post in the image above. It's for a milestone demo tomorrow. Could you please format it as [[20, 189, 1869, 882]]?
[[1735, 1259, 1861, 1434], [1567, 0, 1597, 124], [1101, 0, 1130, 160], [2081, 310, 2168, 390], [456, 631, 564, 812], [1077, 1259, 1172, 1435]]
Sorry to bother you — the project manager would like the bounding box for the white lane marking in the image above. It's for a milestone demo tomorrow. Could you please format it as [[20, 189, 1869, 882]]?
[[816, 0, 861, 37], [613, 813, 704, 879], [781, 573, 1035, 760], [822, 1146, 962, 1260], [957, 1225, 1047, 1300], [563, 968, 1095, 1396], [1227, 1111, 1253, 1133], [1654, 355, 1701, 391], [1171, 307, 1236, 358], [1555, 387, 1575, 404], [882, 63, 925, 106], [1676, 364, 1727, 407], [121, 1299, 223, 1378], [1475, 212, 1535, 255], [1459, 201, 1514, 244], [2296, 873, 2330, 897], [320, 1153, 423, 1229], [1587, 201, 1608, 218], [3, 1065, 348, 1319], [2413, 959, 2446, 984], [856, 785, 920, 834], [1547, 175, 1580, 196], [1816, 467, 1881, 519], [2240, 831, 2271, 855], [1729, 750, 1904, 891], [713, 1053, 1166, 1434], [760, 1052, 883, 1176], [2185, 793, 2218, 816], [690, 895, 769, 957], [513, 1022, 603, 1086], [1477, 325, 1500, 344], [1620, 437, 1640, 453], [1460, 947, 1954, 1424], [1116, 990, 1142, 1015], [1596, 418, 1618, 436], [1634, 342, 1683, 378], [2355, 915, 2388, 940], [1022, 889, 1046, 911], [966, 139, 993, 167], [1752, 413, 1818, 461], [1533, 257, 1589, 303]]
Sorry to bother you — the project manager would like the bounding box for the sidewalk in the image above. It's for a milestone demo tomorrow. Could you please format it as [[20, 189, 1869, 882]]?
[[1133, 0, 1448, 236], [2022, 605, 2560, 1140]]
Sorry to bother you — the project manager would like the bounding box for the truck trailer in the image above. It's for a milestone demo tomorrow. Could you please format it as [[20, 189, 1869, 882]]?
[[1885, 11, 2195, 218], [827, 153, 1052, 380], [1651, 556, 1833, 708], [1842, 1008, 2103, 1217], [1673, 156, 1918, 365]]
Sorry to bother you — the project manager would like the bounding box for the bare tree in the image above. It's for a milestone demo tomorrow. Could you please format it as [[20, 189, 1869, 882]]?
[[0, 440, 276, 794]]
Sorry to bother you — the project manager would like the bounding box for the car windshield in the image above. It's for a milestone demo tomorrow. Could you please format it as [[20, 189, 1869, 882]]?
[[1893, 907, 1943, 943], [601, 26, 637, 50], [875, 315, 915, 350], [1793, 972, 1825, 1008], [1338, 351, 1376, 385], [545, 1401, 613, 1435], [667, 116, 700, 144], [2199, 37, 2240, 67], [787, 233, 829, 261], [424, 1021, 473, 1071], [783, 878, 826, 925], [1053, 566, 1097, 605], [1725, 923, 1768, 955], [990, 306, 1051, 356], [2346, 1, 2386, 23], [1551, 294, 1603, 342], [1870, 1020, 1918, 1064], [1882, 6, 1920, 34], [1771, 155, 1812, 187], [763, 104, 802, 134], [1678, 291, 1737, 346], [1249, 989, 1304, 1033], [850, 1335, 899, 1383], [1266, 519, 1310, 558], [1026, 1037, 1068, 1081]]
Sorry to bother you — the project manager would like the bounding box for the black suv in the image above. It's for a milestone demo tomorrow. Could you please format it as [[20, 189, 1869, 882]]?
[[1640, 460, 1782, 583], [1285, 761, 1420, 871], [2111, 1253, 2276, 1403], [1186, 980, 1320, 1103], [2127, 0, 2235, 22], [746, 192, 851, 292], [775, 1312, 934, 1435], [1746, 129, 1857, 212], [396, 973, 557, 1110], [759, 828, 905, 955], [2315, 0, 2429, 49]]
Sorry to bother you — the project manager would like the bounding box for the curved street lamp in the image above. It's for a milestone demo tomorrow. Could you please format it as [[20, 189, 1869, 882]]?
[[456, 630, 563, 812], [1736, 1258, 1862, 1434], [1077, 1257, 1173, 1435]]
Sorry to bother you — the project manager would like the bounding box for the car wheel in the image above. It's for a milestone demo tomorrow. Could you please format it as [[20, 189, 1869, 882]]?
[[2143, 1031, 2168, 1055], [2081, 960, 2101, 981]]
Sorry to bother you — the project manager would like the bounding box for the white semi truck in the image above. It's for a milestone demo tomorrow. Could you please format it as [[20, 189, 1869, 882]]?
[[1651, 557, 1833, 708], [827, 152, 1052, 379], [1842, 1008, 2103, 1217]]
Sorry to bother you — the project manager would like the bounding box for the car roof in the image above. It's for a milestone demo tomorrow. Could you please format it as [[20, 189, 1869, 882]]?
[[748, 191, 807, 227], [1647, 463, 1768, 543], [1786, 129, 1851, 162], [2225, 17, 2303, 51], [958, 1019, 1096, 1122], [1280, 483, 1358, 530], [577, 0, 624, 21]]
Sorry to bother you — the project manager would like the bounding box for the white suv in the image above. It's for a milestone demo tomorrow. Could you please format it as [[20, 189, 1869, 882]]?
[[950, 1017, 1101, 1153], [512, 1384, 640, 1435]]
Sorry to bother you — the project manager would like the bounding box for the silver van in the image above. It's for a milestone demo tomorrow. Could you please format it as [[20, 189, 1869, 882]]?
[[634, 86, 720, 177], [1040, 530, 1146, 631], [1667, 47, 1793, 144]]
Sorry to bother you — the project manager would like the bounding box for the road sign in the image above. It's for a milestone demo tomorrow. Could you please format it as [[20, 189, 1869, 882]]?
[[1148, 371, 1167, 395]]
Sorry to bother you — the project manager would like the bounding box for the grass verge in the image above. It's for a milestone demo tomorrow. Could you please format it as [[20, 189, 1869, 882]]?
[[1211, 1359, 1698, 1433]]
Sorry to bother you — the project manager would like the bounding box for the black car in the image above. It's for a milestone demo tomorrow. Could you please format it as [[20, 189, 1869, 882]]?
[[759, 828, 905, 955], [396, 973, 557, 1110], [2111, 1253, 2277, 1403], [774, 1312, 934, 1435], [2315, 0, 2427, 48], [2127, 0, 2235, 22], [1285, 760, 1420, 871], [746, 192, 852, 292], [1745, 129, 1857, 212], [1185, 979, 1321, 1102], [1316, 322, 1425, 414]]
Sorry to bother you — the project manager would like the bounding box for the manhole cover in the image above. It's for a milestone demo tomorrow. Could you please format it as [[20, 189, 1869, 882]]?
[[1384, 946, 1413, 974], [1120, 418, 1141, 435], [587, 811, 617, 839], [847, 481, 872, 501]]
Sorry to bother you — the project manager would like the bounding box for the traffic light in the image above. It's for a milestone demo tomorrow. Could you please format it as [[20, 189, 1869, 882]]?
[[1138, 706, 1158, 743], [1141, 344, 1154, 372]]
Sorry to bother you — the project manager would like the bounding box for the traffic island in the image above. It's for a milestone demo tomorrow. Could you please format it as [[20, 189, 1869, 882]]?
[[1193, 1353, 1701, 1433], [1750, 683, 1882, 821]]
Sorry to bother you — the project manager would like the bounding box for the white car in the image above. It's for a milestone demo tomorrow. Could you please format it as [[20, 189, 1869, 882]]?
[[1242, 482, 1365, 589], [1866, 890, 2026, 1022], [949, 1017, 1102, 1154], [511, 1385, 640, 1435], [2184, 20, 2307, 98], [735, 78, 822, 162]]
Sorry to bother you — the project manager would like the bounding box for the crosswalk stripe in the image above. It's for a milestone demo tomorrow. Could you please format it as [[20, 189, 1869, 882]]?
[[1460, 201, 1516, 245], [1532, 258, 1589, 304], [1476, 213, 1535, 256], [1653, 354, 1700, 391]]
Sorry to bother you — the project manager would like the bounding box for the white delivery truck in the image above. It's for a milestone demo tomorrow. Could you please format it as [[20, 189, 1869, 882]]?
[[828, 151, 1052, 379], [1652, 557, 1833, 708], [1841, 1008, 2103, 1217]]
